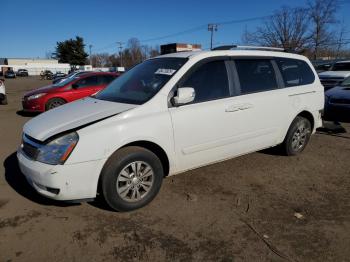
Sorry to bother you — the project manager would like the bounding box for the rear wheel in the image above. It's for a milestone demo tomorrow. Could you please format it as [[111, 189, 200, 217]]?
[[0, 94, 7, 105], [101, 146, 164, 212], [45, 98, 66, 111], [282, 116, 312, 156]]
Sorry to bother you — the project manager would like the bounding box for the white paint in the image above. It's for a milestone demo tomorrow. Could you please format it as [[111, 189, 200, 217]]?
[[17, 49, 324, 201], [0, 80, 5, 96]]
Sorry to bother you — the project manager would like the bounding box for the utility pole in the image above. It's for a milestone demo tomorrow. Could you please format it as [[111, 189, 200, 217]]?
[[116, 42, 123, 67], [89, 44, 93, 65], [208, 24, 218, 50]]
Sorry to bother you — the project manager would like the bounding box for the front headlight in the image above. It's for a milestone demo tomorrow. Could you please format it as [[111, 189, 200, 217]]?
[[27, 93, 46, 101], [36, 132, 79, 165]]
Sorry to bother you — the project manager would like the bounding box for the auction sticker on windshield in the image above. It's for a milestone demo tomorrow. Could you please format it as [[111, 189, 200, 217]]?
[[155, 68, 176, 75]]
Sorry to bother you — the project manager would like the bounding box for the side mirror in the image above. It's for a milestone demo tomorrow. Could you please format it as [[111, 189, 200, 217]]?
[[71, 83, 79, 89], [173, 87, 195, 106]]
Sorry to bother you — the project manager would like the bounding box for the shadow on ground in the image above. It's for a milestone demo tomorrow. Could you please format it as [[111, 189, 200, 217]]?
[[4, 152, 78, 207], [16, 110, 40, 118]]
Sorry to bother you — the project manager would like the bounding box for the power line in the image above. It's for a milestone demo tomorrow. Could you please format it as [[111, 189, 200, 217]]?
[[92, 15, 269, 52]]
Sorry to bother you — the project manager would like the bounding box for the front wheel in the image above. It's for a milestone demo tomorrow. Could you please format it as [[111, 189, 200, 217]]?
[[282, 116, 312, 156], [45, 98, 66, 111], [0, 95, 7, 105], [101, 146, 164, 212]]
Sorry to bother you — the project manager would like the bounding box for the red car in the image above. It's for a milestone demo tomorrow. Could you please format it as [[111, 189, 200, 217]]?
[[22, 72, 119, 112]]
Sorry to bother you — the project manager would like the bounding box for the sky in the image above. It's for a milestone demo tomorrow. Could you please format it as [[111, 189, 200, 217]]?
[[1, 0, 350, 58]]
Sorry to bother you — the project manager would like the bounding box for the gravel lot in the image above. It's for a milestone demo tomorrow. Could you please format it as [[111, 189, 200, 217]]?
[[0, 77, 349, 262]]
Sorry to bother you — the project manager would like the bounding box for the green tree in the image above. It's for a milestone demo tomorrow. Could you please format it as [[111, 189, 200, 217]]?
[[55, 36, 88, 65]]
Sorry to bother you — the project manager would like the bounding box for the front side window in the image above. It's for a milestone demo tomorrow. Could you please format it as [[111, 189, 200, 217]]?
[[181, 60, 230, 103], [276, 58, 315, 87], [74, 76, 98, 88], [235, 59, 277, 94], [96, 58, 187, 105]]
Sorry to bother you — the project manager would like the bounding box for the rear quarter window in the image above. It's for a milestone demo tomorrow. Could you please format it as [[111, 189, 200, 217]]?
[[276, 58, 315, 87], [235, 59, 278, 94]]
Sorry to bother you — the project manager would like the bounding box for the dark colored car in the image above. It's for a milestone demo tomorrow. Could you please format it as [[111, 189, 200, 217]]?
[[314, 63, 332, 73], [53, 72, 66, 79], [17, 69, 29, 77], [324, 76, 350, 123], [41, 70, 54, 80], [22, 72, 119, 112], [5, 70, 16, 78]]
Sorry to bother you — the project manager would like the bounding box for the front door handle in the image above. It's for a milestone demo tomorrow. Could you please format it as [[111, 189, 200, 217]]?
[[225, 103, 253, 112]]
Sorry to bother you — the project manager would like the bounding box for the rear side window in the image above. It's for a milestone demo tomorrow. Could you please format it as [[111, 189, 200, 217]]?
[[98, 75, 116, 85], [276, 58, 315, 87], [181, 60, 230, 103], [235, 59, 278, 94]]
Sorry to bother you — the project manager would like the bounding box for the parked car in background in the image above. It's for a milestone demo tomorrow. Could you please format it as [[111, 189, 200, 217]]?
[[53, 72, 66, 80], [5, 70, 16, 78], [318, 61, 350, 90], [52, 70, 90, 85], [0, 78, 7, 105], [314, 62, 332, 73], [17, 48, 324, 211], [16, 69, 29, 77], [22, 72, 119, 112], [324, 76, 350, 123], [40, 70, 54, 80]]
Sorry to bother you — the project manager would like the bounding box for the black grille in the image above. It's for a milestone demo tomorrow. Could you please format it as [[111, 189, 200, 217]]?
[[22, 134, 41, 160], [22, 142, 39, 159]]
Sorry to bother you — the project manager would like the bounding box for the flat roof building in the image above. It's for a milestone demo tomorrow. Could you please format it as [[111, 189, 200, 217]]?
[[160, 43, 202, 55]]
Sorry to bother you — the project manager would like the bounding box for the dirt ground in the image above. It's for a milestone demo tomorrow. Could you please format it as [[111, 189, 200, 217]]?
[[0, 77, 349, 262]]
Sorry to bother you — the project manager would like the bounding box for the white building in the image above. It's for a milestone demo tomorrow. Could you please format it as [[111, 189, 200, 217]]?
[[0, 58, 70, 76]]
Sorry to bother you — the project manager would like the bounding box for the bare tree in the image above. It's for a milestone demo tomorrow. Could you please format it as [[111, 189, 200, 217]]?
[[91, 53, 111, 67], [149, 45, 160, 58], [307, 0, 338, 59], [242, 6, 310, 51], [334, 22, 347, 59]]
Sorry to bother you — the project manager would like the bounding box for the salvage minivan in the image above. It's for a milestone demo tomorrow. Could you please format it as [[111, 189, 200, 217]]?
[[17, 47, 324, 211]]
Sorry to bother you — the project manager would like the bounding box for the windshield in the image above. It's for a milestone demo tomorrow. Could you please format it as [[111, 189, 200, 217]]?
[[95, 57, 187, 105], [341, 76, 350, 86], [53, 76, 77, 87], [332, 62, 350, 71]]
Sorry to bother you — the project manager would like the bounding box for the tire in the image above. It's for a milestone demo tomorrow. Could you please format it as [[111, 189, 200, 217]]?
[[282, 116, 312, 156], [0, 95, 7, 105], [101, 146, 164, 212], [45, 98, 66, 111]]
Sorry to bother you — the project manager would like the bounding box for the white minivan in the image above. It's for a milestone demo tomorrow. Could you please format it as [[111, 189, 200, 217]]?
[[17, 47, 324, 211]]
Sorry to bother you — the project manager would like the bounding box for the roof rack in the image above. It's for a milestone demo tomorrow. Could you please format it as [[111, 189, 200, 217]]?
[[212, 45, 285, 52]]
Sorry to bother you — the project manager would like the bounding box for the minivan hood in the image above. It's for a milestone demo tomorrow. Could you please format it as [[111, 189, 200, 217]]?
[[318, 71, 350, 78], [23, 97, 137, 141]]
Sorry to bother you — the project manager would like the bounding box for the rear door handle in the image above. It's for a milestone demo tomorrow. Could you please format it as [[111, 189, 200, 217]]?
[[225, 103, 253, 112], [238, 104, 253, 110], [225, 105, 241, 112]]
